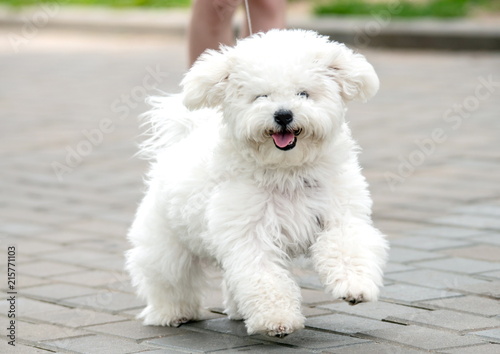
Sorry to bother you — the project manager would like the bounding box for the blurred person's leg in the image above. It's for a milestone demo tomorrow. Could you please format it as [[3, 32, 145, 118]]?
[[188, 0, 287, 66], [188, 0, 241, 66], [241, 0, 286, 38]]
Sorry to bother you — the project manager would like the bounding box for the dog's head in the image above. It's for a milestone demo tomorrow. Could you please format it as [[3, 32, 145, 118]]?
[[181, 29, 379, 166]]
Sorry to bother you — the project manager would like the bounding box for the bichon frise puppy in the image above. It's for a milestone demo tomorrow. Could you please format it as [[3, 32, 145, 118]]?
[[126, 29, 388, 338]]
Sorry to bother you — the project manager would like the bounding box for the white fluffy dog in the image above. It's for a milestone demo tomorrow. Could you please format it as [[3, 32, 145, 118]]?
[[126, 29, 388, 338]]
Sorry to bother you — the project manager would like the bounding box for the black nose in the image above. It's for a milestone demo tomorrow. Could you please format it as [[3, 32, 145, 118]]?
[[274, 109, 293, 127]]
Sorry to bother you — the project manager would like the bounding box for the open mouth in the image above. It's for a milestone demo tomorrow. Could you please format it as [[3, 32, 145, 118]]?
[[269, 128, 302, 151]]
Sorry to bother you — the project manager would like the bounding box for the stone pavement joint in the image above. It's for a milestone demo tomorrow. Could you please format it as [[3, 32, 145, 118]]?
[[0, 17, 499, 354]]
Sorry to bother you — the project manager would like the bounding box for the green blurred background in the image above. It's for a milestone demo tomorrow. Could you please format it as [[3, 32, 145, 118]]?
[[0, 0, 191, 8], [1, 0, 499, 18]]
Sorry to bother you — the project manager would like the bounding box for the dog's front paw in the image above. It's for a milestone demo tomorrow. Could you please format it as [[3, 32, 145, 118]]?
[[245, 313, 305, 337], [139, 305, 197, 327], [265, 323, 296, 338], [342, 293, 365, 306], [329, 275, 380, 306]]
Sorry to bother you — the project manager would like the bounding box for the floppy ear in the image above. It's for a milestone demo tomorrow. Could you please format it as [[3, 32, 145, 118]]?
[[326, 43, 380, 102], [181, 48, 231, 110]]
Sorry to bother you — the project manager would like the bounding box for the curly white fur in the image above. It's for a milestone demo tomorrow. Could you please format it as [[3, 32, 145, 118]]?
[[126, 29, 388, 337]]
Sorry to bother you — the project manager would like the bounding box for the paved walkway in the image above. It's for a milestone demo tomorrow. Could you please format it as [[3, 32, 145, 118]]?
[[0, 24, 500, 353]]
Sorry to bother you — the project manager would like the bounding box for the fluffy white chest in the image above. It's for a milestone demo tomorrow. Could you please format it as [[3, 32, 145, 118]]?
[[263, 182, 329, 256]]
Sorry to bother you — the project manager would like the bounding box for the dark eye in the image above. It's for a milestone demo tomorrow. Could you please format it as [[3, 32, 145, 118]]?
[[255, 94, 268, 100], [298, 91, 309, 98]]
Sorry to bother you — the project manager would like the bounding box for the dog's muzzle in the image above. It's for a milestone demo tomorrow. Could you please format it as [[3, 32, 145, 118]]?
[[271, 110, 302, 151]]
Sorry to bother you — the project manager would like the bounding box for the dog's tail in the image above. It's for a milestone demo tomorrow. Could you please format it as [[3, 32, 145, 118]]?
[[138, 94, 195, 159]]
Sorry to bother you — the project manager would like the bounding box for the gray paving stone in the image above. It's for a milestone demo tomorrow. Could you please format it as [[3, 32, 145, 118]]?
[[305, 314, 402, 334], [443, 343, 500, 354], [121, 307, 143, 319], [51, 270, 127, 288], [61, 290, 145, 312], [447, 280, 500, 298], [106, 278, 136, 293], [452, 204, 500, 217], [42, 334, 148, 354], [384, 262, 415, 274], [413, 257, 500, 274], [3, 343, 56, 354], [24, 307, 127, 328], [0, 297, 64, 317], [88, 256, 127, 272], [0, 222, 54, 237], [384, 269, 488, 289], [374, 220, 425, 236], [15, 274, 48, 288], [19, 260, 86, 277], [21, 283, 98, 301], [390, 235, 472, 251], [85, 320, 189, 341], [420, 295, 500, 316], [302, 305, 333, 318], [470, 328, 500, 343], [481, 270, 500, 280], [301, 288, 337, 305], [3, 208, 79, 226], [388, 246, 442, 263], [214, 344, 314, 353], [472, 233, 500, 246], [431, 214, 500, 231], [138, 349, 188, 354], [146, 330, 262, 352], [257, 328, 369, 349], [17, 239, 61, 255], [442, 244, 500, 262], [407, 227, 488, 239], [16, 320, 87, 342], [40, 249, 115, 265], [323, 342, 428, 354], [380, 284, 462, 303], [318, 300, 430, 321], [34, 229, 100, 244], [186, 318, 250, 337], [76, 236, 130, 253], [363, 325, 484, 350], [386, 309, 500, 332], [67, 218, 129, 237]]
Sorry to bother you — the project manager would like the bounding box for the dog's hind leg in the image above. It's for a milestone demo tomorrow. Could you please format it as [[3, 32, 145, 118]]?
[[127, 242, 205, 327], [126, 195, 205, 327]]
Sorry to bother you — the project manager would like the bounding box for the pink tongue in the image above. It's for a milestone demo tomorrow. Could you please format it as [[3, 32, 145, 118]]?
[[272, 132, 295, 148]]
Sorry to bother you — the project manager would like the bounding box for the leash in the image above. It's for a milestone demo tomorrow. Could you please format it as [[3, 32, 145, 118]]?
[[244, 0, 253, 35]]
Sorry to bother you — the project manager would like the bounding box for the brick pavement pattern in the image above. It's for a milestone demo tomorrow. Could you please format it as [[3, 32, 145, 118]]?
[[0, 28, 499, 353]]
